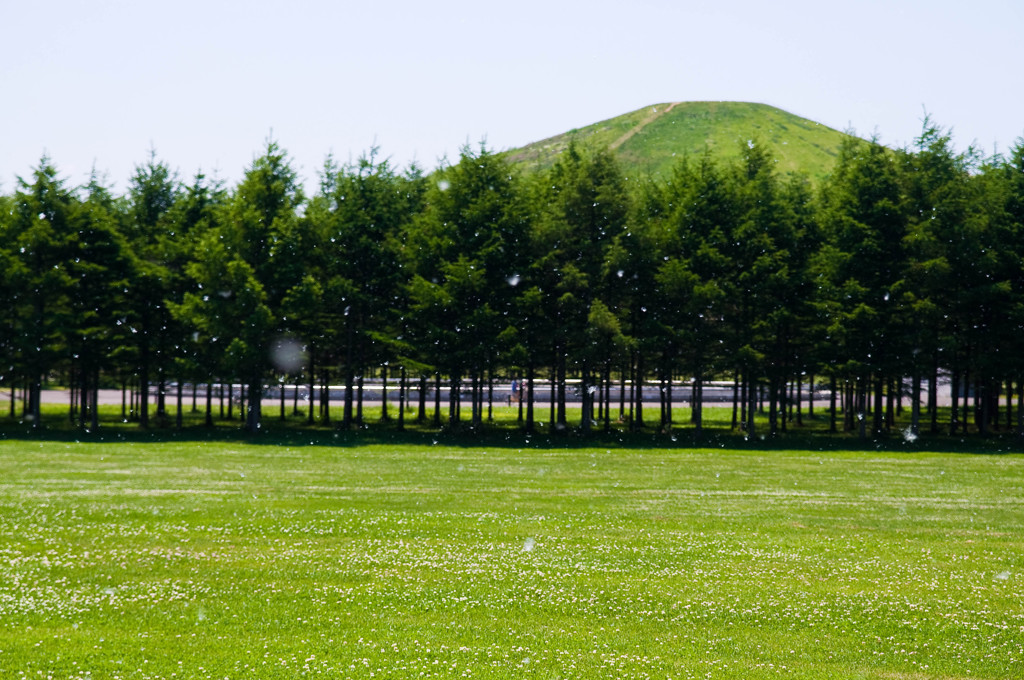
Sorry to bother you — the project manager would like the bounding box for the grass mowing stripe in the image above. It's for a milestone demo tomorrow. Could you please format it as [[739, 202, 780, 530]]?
[[0, 441, 1020, 678]]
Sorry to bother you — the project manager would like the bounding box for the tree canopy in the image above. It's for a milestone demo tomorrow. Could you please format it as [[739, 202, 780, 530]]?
[[3, 124, 1024, 438]]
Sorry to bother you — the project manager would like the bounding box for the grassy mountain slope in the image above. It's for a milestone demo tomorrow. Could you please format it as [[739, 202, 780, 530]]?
[[505, 101, 856, 182]]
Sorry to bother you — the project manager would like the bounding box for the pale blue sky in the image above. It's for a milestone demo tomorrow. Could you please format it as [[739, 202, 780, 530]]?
[[2, 0, 1021, 191]]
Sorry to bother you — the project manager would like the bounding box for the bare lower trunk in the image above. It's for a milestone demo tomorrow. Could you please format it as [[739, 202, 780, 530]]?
[[245, 380, 262, 433]]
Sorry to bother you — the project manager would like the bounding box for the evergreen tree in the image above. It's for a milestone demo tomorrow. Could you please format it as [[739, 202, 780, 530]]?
[[532, 143, 630, 428], [0, 194, 20, 407], [126, 151, 181, 426], [901, 122, 993, 434], [175, 141, 305, 432], [816, 136, 907, 436], [1002, 140, 1024, 434], [406, 145, 528, 427], [7, 158, 78, 424], [658, 152, 733, 432], [164, 172, 227, 425], [726, 140, 806, 435], [306, 150, 424, 427], [68, 173, 135, 429]]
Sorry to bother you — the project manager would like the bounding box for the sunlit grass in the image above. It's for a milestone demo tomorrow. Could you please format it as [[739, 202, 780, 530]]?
[[0, 440, 1020, 678]]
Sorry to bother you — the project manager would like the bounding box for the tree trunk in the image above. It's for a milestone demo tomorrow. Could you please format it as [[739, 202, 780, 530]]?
[[434, 373, 442, 426], [745, 372, 756, 436], [619, 366, 626, 422], [397, 367, 406, 431], [807, 373, 814, 419], [796, 377, 803, 426], [448, 373, 459, 425], [911, 371, 921, 437], [978, 378, 988, 436], [525, 364, 535, 433], [549, 363, 556, 429], [873, 376, 884, 436], [732, 371, 740, 429], [31, 378, 42, 426], [470, 372, 480, 427], [581, 365, 592, 432], [205, 381, 213, 427], [829, 374, 838, 433], [556, 355, 567, 427], [886, 378, 895, 429], [740, 372, 747, 431], [157, 366, 167, 423], [858, 378, 867, 439], [961, 365, 971, 435], [307, 351, 315, 425], [950, 368, 960, 435], [139, 335, 150, 428], [321, 369, 330, 424], [634, 352, 644, 430], [279, 381, 286, 421], [76, 367, 86, 429], [693, 366, 703, 436], [929, 354, 939, 434], [659, 371, 667, 429], [603, 361, 612, 433], [70, 363, 78, 425], [627, 357, 634, 429], [356, 375, 364, 425], [245, 379, 262, 433], [418, 375, 427, 423], [1017, 379, 1024, 438], [487, 367, 493, 422], [343, 369, 354, 429]]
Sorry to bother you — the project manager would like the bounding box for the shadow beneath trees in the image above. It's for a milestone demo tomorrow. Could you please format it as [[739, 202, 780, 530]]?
[[1, 412, 1021, 455]]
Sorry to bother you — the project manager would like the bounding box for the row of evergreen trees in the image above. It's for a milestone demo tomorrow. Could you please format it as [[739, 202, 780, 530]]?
[[2, 120, 1023, 436]]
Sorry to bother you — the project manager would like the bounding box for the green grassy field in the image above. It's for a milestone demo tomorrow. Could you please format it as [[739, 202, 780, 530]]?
[[504, 101, 854, 182], [0, 432, 1020, 679]]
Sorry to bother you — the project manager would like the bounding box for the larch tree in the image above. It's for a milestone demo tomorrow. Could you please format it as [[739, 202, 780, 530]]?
[[126, 151, 181, 426], [816, 136, 907, 436], [533, 143, 630, 429], [68, 173, 135, 429], [308, 150, 423, 427], [406, 145, 528, 427], [175, 141, 305, 432], [7, 158, 78, 425]]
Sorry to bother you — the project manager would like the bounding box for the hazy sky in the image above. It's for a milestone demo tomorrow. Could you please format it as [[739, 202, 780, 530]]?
[[2, 0, 1021, 192]]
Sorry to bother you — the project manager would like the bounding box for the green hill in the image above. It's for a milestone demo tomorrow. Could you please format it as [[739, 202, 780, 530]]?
[[505, 101, 857, 182]]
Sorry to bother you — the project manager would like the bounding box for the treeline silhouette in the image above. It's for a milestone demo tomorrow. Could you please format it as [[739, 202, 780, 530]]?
[[2, 119, 1023, 438]]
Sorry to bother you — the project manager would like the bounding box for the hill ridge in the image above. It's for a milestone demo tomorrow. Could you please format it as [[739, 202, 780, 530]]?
[[505, 101, 856, 182]]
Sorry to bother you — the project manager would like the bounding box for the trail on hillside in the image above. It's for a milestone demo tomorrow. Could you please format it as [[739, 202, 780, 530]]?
[[609, 101, 680, 150]]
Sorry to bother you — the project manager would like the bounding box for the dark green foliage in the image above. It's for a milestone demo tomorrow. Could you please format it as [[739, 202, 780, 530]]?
[[4, 119, 1024, 441], [126, 152, 182, 427], [7, 159, 79, 423], [406, 145, 528, 426], [173, 141, 305, 432]]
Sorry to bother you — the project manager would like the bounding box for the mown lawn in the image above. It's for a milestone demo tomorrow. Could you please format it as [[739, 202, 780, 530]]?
[[0, 436, 1020, 679]]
